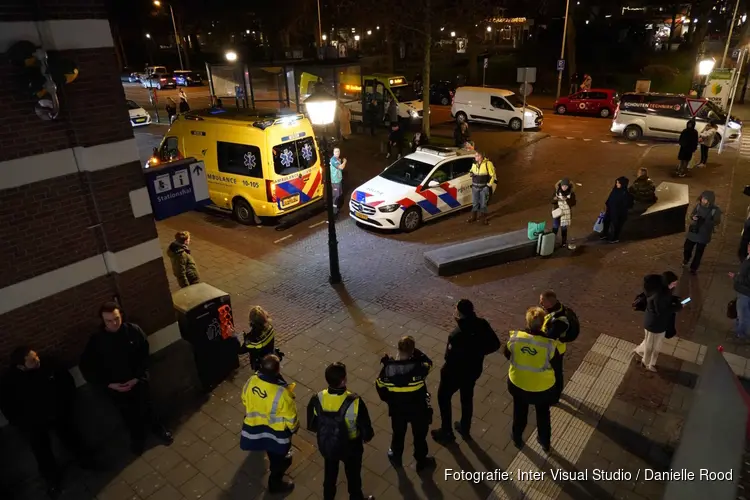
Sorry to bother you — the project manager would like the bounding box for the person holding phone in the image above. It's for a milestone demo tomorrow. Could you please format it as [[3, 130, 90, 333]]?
[[329, 147, 347, 216], [730, 241, 750, 339], [637, 273, 683, 372]]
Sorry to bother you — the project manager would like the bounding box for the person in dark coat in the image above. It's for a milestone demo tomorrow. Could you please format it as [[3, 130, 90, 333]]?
[[375, 336, 435, 471], [239, 306, 277, 371], [165, 97, 177, 124], [731, 242, 750, 339], [684, 190, 722, 273], [454, 121, 470, 147], [431, 299, 500, 443], [0, 347, 93, 495], [739, 210, 750, 262], [387, 122, 404, 159], [601, 176, 633, 243], [79, 302, 173, 455], [366, 98, 378, 136], [167, 230, 200, 287], [636, 277, 683, 371], [676, 119, 699, 177], [179, 97, 190, 114]]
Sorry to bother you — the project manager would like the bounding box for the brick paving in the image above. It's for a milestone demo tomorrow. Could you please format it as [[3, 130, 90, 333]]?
[[3, 121, 750, 500]]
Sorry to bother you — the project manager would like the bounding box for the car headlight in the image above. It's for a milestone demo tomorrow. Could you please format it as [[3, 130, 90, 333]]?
[[410, 110, 418, 118], [729, 121, 741, 130], [378, 203, 400, 213], [524, 111, 534, 117]]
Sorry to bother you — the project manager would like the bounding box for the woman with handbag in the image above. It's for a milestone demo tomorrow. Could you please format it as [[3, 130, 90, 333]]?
[[601, 176, 633, 244], [551, 178, 576, 249], [634, 273, 683, 372]]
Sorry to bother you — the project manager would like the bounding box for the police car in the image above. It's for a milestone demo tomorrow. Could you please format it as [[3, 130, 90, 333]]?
[[350, 146, 494, 232]]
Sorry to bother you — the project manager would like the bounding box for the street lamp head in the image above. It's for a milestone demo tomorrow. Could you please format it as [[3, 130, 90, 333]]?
[[145, 33, 151, 38], [246, 29, 250, 34], [698, 58, 715, 76], [450, 31, 456, 37], [322, 34, 327, 41], [304, 87, 337, 126], [153, 0, 161, 6], [367, 30, 372, 35], [225, 51, 237, 62], [354, 35, 360, 41], [486, 26, 492, 32]]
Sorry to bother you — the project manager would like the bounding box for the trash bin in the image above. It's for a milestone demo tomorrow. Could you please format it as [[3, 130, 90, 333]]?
[[172, 283, 240, 391]]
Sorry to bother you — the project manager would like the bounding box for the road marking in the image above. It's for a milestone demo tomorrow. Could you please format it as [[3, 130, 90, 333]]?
[[566, 137, 574, 140], [309, 220, 327, 228], [488, 334, 635, 500], [618, 141, 628, 145], [273, 235, 293, 244], [637, 143, 647, 147], [583, 138, 592, 141], [600, 140, 610, 143]]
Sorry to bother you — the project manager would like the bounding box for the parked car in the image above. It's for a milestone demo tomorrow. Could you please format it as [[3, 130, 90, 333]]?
[[430, 81, 455, 106], [451, 86, 543, 131], [611, 92, 742, 145], [120, 68, 140, 83], [141, 73, 176, 90], [126, 100, 151, 127], [554, 89, 619, 118], [173, 70, 204, 86]]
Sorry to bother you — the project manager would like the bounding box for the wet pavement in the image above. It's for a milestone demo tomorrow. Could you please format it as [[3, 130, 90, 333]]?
[[3, 114, 750, 499]]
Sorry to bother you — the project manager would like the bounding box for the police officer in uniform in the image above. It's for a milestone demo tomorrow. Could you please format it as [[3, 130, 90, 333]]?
[[505, 306, 560, 453], [239, 306, 277, 371], [375, 336, 436, 471], [240, 354, 297, 494], [307, 363, 375, 500], [467, 150, 496, 225], [540, 290, 576, 404]]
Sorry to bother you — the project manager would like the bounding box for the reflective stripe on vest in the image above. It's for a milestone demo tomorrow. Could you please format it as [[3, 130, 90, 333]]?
[[508, 335, 553, 372], [375, 379, 425, 392], [507, 331, 556, 392], [318, 390, 358, 439], [239, 429, 291, 446]]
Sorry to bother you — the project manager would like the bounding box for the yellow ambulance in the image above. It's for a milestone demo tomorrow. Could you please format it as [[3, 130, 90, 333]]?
[[150, 108, 324, 224]]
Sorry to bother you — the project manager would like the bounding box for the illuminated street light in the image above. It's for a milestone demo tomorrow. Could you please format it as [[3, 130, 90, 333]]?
[[440, 27, 445, 31], [354, 35, 360, 41], [367, 30, 372, 35], [698, 58, 715, 76], [225, 51, 237, 61], [376, 26, 380, 29], [486, 26, 492, 32], [153, 0, 161, 5], [322, 34, 327, 41], [145, 33, 151, 38], [246, 29, 250, 34], [450, 31, 456, 37], [585, 20, 589, 24]]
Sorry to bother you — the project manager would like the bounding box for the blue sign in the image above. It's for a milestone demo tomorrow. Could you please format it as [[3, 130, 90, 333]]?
[[143, 157, 211, 221], [557, 59, 566, 71]]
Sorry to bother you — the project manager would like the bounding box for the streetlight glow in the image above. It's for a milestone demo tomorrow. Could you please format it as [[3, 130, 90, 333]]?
[[376, 26, 380, 29], [145, 33, 151, 38], [486, 26, 492, 32], [246, 29, 250, 34], [225, 51, 237, 62], [367, 30, 372, 35], [354, 35, 360, 41], [322, 34, 327, 40], [450, 31, 456, 37], [153, 0, 161, 5], [698, 58, 715, 76], [440, 27, 445, 31]]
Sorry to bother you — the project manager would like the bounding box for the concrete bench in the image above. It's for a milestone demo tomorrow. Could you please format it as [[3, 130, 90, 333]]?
[[621, 181, 689, 239], [424, 229, 537, 276]]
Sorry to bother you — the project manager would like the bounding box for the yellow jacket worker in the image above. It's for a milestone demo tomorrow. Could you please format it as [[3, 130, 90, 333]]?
[[504, 306, 560, 453], [467, 150, 496, 225], [241, 354, 298, 494]]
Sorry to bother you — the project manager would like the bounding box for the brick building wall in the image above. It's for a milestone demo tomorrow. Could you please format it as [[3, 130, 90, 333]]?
[[0, 2, 179, 370]]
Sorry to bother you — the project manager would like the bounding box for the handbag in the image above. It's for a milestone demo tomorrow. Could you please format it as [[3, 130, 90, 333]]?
[[593, 211, 605, 233], [551, 208, 563, 219], [527, 221, 546, 240], [728, 299, 738, 320], [632, 292, 647, 312]]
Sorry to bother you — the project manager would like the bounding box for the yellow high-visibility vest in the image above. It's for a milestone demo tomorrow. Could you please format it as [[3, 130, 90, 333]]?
[[241, 375, 299, 452], [507, 331, 556, 392], [315, 389, 360, 439]]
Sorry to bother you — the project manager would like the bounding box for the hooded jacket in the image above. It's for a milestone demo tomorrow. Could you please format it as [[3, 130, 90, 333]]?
[[443, 315, 501, 381], [686, 191, 721, 244], [605, 177, 633, 219], [734, 257, 750, 297], [167, 241, 200, 288], [678, 121, 699, 160], [629, 175, 657, 205], [552, 179, 576, 207]]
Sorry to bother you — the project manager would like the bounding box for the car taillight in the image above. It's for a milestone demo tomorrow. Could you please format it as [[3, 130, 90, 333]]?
[[160, 78, 166, 82], [265, 180, 277, 202], [614, 104, 620, 119]]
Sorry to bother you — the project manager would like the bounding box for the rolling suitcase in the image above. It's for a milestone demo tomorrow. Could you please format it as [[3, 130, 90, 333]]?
[[537, 231, 555, 257]]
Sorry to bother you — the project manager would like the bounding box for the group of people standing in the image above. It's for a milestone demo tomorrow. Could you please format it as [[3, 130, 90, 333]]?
[[165, 88, 191, 124], [677, 119, 719, 177]]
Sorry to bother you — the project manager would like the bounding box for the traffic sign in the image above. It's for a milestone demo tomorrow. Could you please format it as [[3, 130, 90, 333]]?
[[557, 59, 565, 71], [686, 98, 706, 117], [519, 83, 533, 97], [517, 67, 537, 83], [484, 58, 489, 69]]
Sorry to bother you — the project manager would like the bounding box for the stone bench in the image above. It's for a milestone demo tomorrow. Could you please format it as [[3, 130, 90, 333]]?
[[424, 229, 537, 276], [621, 181, 689, 239]]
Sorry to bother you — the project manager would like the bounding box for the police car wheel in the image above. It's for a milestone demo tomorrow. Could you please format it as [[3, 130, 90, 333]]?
[[599, 108, 611, 118], [233, 199, 257, 225], [510, 118, 522, 131], [400, 206, 422, 232], [556, 105, 567, 115]]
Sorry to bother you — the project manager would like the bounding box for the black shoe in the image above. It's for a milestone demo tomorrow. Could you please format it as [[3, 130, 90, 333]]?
[[154, 427, 174, 445], [536, 437, 551, 453], [454, 422, 472, 441], [416, 457, 437, 472], [268, 479, 295, 494], [511, 433, 524, 449], [431, 428, 456, 443], [387, 449, 402, 468]]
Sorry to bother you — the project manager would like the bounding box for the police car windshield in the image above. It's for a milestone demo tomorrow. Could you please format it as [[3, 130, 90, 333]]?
[[272, 137, 318, 176], [380, 157, 434, 187]]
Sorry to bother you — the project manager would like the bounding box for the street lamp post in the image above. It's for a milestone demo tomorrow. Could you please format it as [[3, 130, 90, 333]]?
[[154, 0, 184, 70], [555, 0, 572, 99], [304, 88, 341, 285], [698, 58, 716, 97]]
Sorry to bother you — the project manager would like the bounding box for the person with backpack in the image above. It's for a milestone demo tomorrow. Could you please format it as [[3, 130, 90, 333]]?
[[375, 336, 436, 471], [539, 290, 580, 404], [506, 306, 561, 453], [684, 191, 721, 274], [307, 362, 375, 500], [431, 299, 500, 443], [240, 354, 297, 494]]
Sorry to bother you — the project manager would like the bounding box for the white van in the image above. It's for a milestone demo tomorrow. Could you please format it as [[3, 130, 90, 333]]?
[[451, 87, 543, 130]]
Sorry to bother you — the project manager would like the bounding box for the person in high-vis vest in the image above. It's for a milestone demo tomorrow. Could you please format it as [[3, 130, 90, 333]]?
[[505, 306, 560, 453], [307, 362, 375, 500], [540, 290, 574, 404], [240, 354, 298, 494], [375, 336, 436, 471], [467, 150, 496, 225]]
